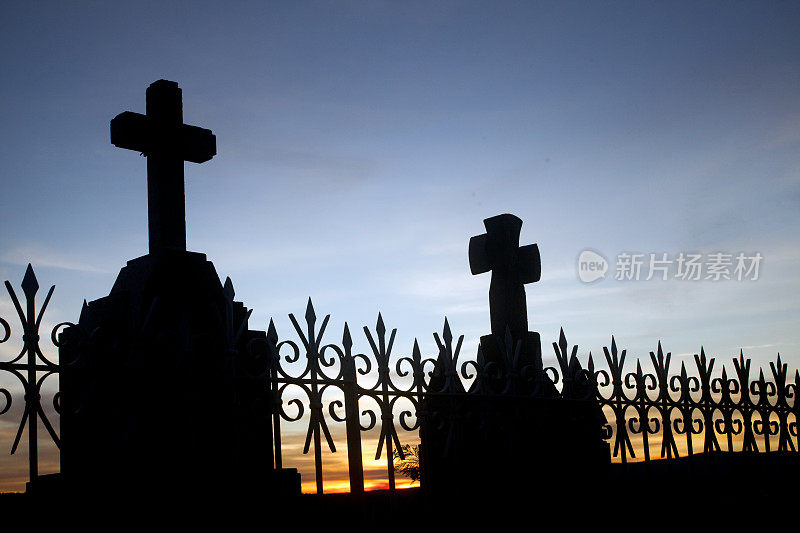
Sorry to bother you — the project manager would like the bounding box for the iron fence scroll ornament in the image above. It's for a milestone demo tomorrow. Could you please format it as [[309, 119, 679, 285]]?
[[0, 266, 797, 492], [0, 265, 70, 483]]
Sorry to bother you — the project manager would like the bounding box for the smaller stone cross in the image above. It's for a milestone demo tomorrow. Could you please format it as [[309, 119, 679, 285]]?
[[469, 214, 540, 343], [110, 80, 216, 253]]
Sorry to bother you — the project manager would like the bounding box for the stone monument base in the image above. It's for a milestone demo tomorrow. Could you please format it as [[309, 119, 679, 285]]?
[[59, 250, 297, 499], [420, 394, 610, 503]]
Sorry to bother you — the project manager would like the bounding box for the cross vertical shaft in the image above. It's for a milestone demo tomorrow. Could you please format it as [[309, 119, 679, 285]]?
[[146, 81, 186, 252], [146, 153, 186, 252]]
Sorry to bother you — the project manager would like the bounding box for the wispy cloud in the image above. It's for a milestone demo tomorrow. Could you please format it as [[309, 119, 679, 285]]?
[[400, 270, 482, 301], [0, 245, 110, 274], [738, 343, 778, 350], [199, 240, 350, 271]]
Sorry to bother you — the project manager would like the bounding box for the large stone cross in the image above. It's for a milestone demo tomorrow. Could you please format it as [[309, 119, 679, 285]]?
[[469, 214, 541, 342], [110, 80, 216, 253]]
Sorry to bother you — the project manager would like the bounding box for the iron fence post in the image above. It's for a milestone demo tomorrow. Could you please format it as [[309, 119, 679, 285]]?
[[341, 325, 364, 495]]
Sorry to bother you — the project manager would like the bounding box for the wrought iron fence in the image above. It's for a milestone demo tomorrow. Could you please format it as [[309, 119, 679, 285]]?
[[260, 301, 799, 494], [252, 299, 434, 495], [594, 336, 798, 462], [0, 267, 797, 493], [0, 265, 69, 485]]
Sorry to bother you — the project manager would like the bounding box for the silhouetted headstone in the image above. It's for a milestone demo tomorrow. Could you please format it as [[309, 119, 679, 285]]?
[[468, 213, 549, 392], [421, 213, 608, 505], [469, 213, 540, 343], [60, 80, 299, 501]]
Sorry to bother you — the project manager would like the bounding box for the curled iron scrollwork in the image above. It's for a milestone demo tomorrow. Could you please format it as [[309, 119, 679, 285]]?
[[0, 266, 63, 484], [245, 296, 798, 494]]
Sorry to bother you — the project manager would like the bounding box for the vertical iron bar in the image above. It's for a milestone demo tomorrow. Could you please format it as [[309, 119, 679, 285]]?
[[726, 416, 734, 451], [272, 376, 282, 469], [25, 280, 38, 482], [378, 325, 396, 493], [308, 320, 324, 495], [386, 428, 395, 492], [267, 321, 283, 469], [343, 361, 364, 495], [342, 325, 364, 495], [313, 409, 323, 494], [637, 366, 650, 463], [794, 372, 800, 453], [618, 408, 627, 464], [413, 340, 429, 491]]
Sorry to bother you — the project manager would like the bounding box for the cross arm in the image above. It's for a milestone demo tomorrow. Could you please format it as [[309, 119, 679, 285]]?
[[180, 124, 216, 164], [110, 111, 149, 153], [469, 234, 490, 275], [517, 243, 541, 284], [110, 112, 216, 163]]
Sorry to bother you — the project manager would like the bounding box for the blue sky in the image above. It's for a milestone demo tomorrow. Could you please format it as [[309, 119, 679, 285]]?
[[0, 1, 799, 489]]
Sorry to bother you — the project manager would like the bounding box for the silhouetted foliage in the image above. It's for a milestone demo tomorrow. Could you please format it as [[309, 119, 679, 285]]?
[[393, 444, 421, 484]]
